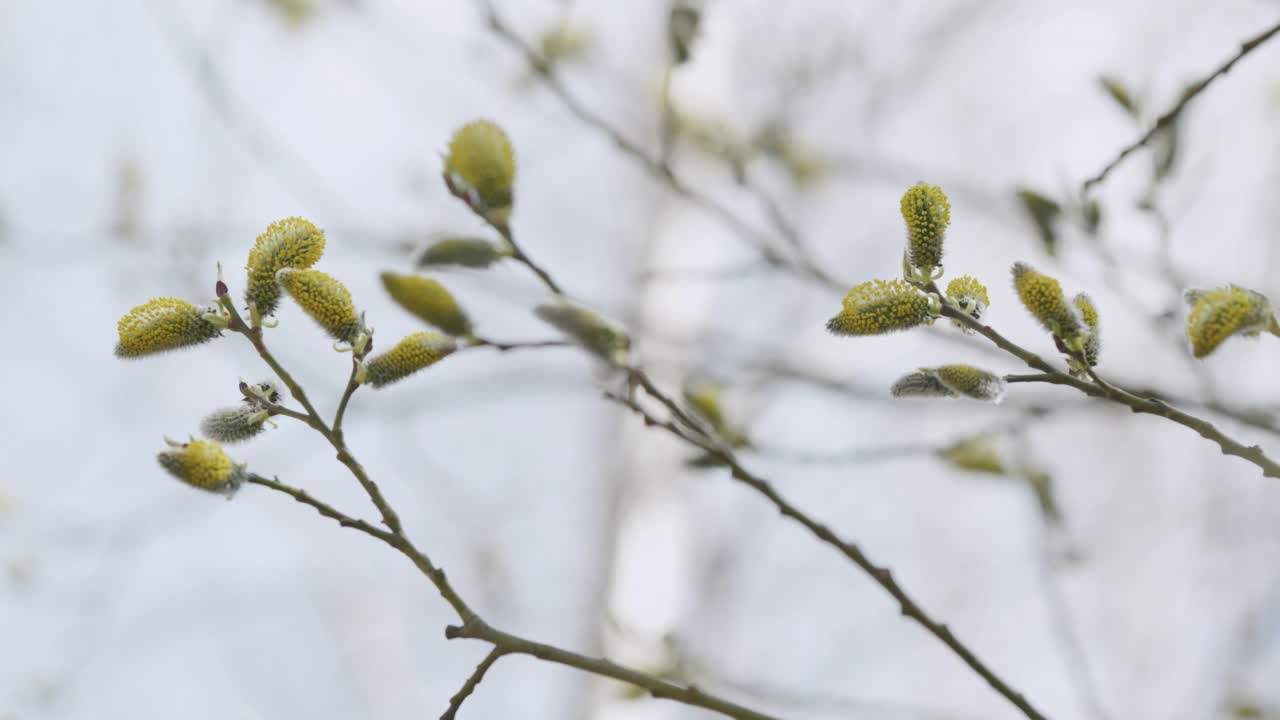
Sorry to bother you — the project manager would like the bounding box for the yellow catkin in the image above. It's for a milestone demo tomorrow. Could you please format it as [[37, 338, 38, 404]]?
[[935, 365, 1007, 402], [1186, 285, 1274, 358], [1073, 293, 1101, 366], [901, 183, 950, 274], [363, 332, 458, 388], [380, 272, 473, 337], [277, 268, 361, 344], [1011, 262, 1082, 341], [535, 303, 631, 364], [891, 365, 1006, 403], [115, 297, 222, 358], [826, 279, 933, 336], [157, 439, 244, 495], [419, 237, 506, 268], [245, 217, 326, 315], [445, 120, 516, 221]]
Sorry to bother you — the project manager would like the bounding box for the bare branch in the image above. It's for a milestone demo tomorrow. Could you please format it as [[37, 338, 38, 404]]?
[[439, 648, 505, 720], [604, 387, 1051, 720], [1082, 19, 1280, 193]]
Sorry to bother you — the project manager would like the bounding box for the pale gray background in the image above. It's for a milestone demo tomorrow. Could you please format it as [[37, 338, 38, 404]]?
[[4, 1, 1280, 718]]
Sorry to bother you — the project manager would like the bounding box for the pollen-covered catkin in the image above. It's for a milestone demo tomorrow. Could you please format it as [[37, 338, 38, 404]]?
[[362, 332, 458, 388], [934, 365, 1007, 403], [891, 365, 1006, 403], [276, 268, 362, 344], [157, 439, 245, 496], [945, 275, 990, 329], [1185, 285, 1277, 358], [380, 272, 473, 337], [1011, 262, 1083, 343], [826, 279, 934, 336], [901, 183, 950, 276], [115, 297, 223, 358], [244, 217, 326, 316]]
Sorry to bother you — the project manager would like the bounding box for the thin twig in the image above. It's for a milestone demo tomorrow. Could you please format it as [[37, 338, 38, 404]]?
[[446, 621, 780, 720], [603, 389, 1050, 720], [440, 647, 505, 720], [332, 355, 363, 441], [493, 221, 567, 296], [244, 473, 774, 719], [464, 336, 571, 352], [1035, 521, 1111, 720], [1082, 19, 1280, 193]]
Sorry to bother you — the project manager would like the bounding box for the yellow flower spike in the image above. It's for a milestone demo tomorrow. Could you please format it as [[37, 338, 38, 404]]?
[[199, 406, 271, 444], [157, 438, 246, 497], [891, 365, 1006, 403], [900, 183, 950, 280], [1072, 292, 1101, 369], [945, 274, 990, 331], [935, 365, 1007, 403], [939, 435, 1005, 474], [115, 297, 224, 358], [379, 272, 473, 337], [1185, 285, 1278, 358], [244, 217, 326, 317], [418, 237, 509, 268], [445, 119, 516, 225], [1011, 262, 1084, 345], [362, 331, 458, 388], [535, 303, 631, 366], [276, 268, 362, 345], [826, 278, 935, 336]]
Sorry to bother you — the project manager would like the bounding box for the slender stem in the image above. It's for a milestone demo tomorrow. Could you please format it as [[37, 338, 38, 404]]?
[[439, 648, 505, 720], [465, 336, 571, 352], [244, 473, 770, 719], [603, 390, 1050, 720], [332, 356, 361, 441], [1082, 19, 1280, 192], [493, 221, 566, 296], [446, 622, 780, 720], [220, 296, 407, 532]]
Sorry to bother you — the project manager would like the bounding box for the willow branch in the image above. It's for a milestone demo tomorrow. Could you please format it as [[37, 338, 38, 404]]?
[[245, 473, 772, 719], [446, 621, 779, 720], [220, 295, 406, 534], [466, 336, 570, 352], [1082, 19, 1280, 192], [332, 355, 362, 440], [440, 647, 505, 720], [603, 389, 1050, 720], [492, 220, 566, 296]]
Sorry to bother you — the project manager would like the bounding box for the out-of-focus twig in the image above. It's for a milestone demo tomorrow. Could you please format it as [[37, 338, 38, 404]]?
[[141, 0, 363, 223], [1082, 19, 1280, 193], [439, 647, 505, 720], [479, 0, 845, 293]]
